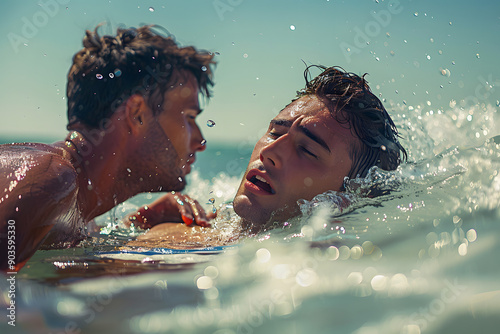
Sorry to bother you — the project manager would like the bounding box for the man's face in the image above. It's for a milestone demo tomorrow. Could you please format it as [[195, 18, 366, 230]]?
[[233, 95, 359, 227], [142, 72, 206, 190]]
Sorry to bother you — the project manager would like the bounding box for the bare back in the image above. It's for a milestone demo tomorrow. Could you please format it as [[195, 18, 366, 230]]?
[[0, 143, 84, 271]]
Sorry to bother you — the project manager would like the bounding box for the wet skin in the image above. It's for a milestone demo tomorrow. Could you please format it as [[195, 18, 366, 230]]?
[[0, 72, 207, 271]]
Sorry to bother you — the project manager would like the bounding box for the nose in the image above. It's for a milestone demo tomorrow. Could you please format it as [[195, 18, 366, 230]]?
[[191, 122, 206, 152], [259, 134, 288, 169]]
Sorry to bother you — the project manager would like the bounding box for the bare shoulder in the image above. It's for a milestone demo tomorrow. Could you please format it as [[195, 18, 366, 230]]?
[[0, 142, 78, 206], [0, 143, 81, 270]]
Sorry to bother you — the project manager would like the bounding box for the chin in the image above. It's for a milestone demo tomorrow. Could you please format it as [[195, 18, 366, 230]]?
[[160, 173, 186, 192], [233, 193, 267, 226]]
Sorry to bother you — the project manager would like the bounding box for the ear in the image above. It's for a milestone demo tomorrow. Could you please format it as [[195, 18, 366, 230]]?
[[124, 94, 149, 135]]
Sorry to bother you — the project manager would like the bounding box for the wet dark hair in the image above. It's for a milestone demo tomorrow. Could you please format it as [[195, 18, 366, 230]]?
[[298, 65, 407, 179], [66, 24, 215, 129]]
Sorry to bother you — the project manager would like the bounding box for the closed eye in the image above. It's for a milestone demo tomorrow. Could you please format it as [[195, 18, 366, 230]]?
[[299, 145, 318, 159], [268, 131, 283, 139]]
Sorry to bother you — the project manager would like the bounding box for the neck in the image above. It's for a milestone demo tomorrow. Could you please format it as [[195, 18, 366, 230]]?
[[60, 130, 139, 221]]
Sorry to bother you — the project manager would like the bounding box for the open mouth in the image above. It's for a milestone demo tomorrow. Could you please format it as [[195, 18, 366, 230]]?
[[249, 174, 275, 194]]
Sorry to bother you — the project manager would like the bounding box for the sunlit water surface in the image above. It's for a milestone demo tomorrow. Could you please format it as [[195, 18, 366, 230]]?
[[1, 102, 500, 334]]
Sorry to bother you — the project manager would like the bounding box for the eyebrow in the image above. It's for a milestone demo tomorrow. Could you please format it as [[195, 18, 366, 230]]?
[[271, 119, 331, 153], [271, 119, 293, 127], [299, 125, 331, 153]]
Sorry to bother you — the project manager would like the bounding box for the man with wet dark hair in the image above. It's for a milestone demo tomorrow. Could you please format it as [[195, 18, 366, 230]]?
[[232, 65, 407, 231], [131, 65, 407, 236], [297, 66, 405, 181], [0, 25, 215, 271]]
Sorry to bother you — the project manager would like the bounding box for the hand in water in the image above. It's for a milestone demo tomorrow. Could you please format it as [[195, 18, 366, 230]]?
[[126, 192, 216, 229]]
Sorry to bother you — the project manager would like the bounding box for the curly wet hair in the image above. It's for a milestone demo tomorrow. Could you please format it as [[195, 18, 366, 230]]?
[[298, 65, 407, 179], [66, 24, 215, 129]]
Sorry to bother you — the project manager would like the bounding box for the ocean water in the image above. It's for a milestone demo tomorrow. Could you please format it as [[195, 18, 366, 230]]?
[[1, 101, 499, 334], [2, 0, 500, 333]]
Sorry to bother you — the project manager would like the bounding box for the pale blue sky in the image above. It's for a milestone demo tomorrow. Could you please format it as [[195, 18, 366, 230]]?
[[1, 0, 499, 144]]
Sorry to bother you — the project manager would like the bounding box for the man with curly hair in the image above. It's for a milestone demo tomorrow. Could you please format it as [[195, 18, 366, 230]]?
[[0, 25, 215, 271]]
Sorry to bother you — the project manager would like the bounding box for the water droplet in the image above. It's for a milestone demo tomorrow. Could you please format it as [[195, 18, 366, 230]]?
[[452, 60, 456, 65], [201, 65, 207, 72], [96, 74, 103, 80], [127, 168, 132, 173], [476, 53, 480, 59], [109, 72, 114, 78], [149, 7, 154, 12], [243, 53, 248, 58], [178, 177, 183, 182], [426, 55, 431, 60], [207, 120, 216, 127], [496, 100, 500, 107], [375, 57, 380, 61], [200, 139, 207, 146], [290, 25, 296, 31], [208, 197, 215, 204], [414, 12, 418, 16], [114, 69, 122, 77], [212, 207, 217, 214]]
